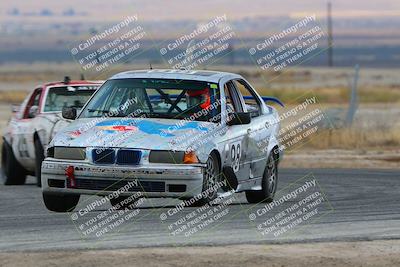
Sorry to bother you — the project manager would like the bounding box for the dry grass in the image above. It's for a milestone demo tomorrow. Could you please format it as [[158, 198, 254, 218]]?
[[256, 86, 400, 104], [359, 86, 400, 103], [0, 91, 29, 104], [300, 127, 400, 150]]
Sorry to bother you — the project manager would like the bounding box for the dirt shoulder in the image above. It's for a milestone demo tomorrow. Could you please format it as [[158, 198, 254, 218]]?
[[1, 240, 399, 267]]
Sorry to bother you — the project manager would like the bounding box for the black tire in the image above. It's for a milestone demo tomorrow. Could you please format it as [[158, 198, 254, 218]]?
[[1, 141, 26, 185], [191, 152, 221, 206], [42, 192, 80, 212], [246, 153, 278, 204], [110, 195, 141, 210], [34, 138, 45, 187]]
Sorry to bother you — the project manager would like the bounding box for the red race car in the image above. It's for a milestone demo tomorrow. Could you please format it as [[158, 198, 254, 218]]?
[[1, 77, 103, 186]]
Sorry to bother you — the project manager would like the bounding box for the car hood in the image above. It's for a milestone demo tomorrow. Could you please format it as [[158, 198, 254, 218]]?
[[52, 117, 216, 151]]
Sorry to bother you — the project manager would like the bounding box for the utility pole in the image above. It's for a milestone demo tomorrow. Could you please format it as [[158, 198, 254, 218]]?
[[345, 64, 359, 127], [327, 2, 333, 67]]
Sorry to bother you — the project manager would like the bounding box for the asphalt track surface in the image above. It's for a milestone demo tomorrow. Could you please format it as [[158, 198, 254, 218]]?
[[0, 168, 399, 252]]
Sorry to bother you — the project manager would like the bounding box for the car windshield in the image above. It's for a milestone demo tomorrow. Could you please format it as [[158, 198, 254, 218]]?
[[44, 86, 97, 112], [79, 78, 221, 122]]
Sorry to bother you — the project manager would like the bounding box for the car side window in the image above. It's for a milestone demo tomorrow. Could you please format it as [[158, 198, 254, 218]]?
[[23, 88, 42, 119], [232, 79, 261, 117], [224, 81, 243, 113]]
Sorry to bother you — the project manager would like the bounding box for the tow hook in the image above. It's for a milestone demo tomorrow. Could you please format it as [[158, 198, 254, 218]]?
[[65, 166, 76, 188]]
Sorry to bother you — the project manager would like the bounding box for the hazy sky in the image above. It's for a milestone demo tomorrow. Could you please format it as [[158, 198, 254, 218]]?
[[1, 0, 399, 22]]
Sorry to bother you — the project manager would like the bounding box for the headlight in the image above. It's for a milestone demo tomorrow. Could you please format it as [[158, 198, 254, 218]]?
[[54, 147, 86, 160], [149, 150, 198, 164]]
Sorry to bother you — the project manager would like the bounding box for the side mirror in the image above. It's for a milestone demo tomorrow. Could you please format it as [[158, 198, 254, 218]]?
[[28, 106, 39, 118], [62, 107, 77, 120], [227, 112, 251, 126]]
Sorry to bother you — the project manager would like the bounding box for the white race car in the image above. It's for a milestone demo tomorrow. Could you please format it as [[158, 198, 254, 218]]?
[[41, 70, 283, 212], [1, 78, 102, 186]]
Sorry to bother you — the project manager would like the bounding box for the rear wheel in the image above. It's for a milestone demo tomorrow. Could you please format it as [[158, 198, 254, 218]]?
[[34, 138, 44, 187], [42, 192, 80, 212], [246, 153, 278, 204], [1, 141, 26, 185]]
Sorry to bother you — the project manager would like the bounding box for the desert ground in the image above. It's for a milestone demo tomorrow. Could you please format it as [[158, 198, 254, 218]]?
[[0, 240, 399, 267]]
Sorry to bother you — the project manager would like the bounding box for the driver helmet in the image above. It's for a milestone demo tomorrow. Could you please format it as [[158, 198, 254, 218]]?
[[186, 88, 211, 110]]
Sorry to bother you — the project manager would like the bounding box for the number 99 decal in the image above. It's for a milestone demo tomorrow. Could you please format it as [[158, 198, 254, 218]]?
[[230, 141, 241, 172]]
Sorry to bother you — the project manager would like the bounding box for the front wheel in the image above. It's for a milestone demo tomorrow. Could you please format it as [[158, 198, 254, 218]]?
[[42, 192, 80, 212], [246, 153, 278, 203], [191, 152, 220, 206], [1, 141, 26, 185]]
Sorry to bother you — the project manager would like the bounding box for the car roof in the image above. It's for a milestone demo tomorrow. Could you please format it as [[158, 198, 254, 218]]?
[[110, 69, 242, 83], [43, 80, 104, 87]]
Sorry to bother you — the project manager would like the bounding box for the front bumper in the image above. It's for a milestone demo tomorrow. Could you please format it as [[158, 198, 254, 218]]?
[[41, 159, 205, 198]]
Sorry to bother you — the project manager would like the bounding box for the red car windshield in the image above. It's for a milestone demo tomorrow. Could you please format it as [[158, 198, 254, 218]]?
[[44, 86, 97, 112]]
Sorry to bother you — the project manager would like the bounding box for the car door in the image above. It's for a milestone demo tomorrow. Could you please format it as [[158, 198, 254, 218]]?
[[222, 80, 251, 182], [232, 79, 270, 179], [13, 87, 43, 163]]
